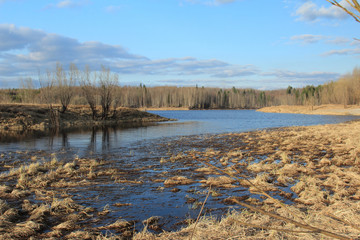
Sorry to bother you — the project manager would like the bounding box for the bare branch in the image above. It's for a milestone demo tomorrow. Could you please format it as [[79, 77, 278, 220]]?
[[326, 0, 360, 23]]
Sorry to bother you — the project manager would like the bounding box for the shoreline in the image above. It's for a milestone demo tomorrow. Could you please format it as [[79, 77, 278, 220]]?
[[258, 104, 360, 116], [137, 107, 190, 111]]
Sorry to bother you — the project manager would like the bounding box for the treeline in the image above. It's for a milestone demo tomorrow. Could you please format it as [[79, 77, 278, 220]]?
[[119, 85, 270, 109], [283, 68, 360, 107], [1, 64, 359, 115]]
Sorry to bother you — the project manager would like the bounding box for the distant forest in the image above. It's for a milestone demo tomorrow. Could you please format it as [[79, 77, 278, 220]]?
[[0, 64, 359, 113]]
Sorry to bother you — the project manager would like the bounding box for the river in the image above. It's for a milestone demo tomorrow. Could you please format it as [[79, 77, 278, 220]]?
[[1, 110, 358, 153], [0, 110, 359, 232]]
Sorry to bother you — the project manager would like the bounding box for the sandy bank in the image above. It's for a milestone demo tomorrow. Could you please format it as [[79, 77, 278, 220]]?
[[258, 104, 360, 116]]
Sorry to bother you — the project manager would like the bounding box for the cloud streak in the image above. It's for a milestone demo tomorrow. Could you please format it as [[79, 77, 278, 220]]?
[[262, 70, 340, 83], [290, 34, 351, 46], [44, 0, 90, 9], [322, 48, 360, 56], [290, 34, 327, 44], [183, 0, 236, 6], [105, 5, 122, 13]]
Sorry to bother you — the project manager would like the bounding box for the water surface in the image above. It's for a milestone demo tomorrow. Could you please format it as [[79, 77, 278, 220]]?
[[1, 110, 358, 153], [0, 110, 359, 231]]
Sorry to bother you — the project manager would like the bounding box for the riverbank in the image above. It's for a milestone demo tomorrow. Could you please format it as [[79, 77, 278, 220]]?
[[0, 103, 172, 132], [137, 107, 189, 111], [258, 104, 360, 116], [0, 118, 359, 239]]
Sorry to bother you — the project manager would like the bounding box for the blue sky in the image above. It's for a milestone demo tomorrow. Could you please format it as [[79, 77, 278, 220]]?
[[0, 0, 359, 89]]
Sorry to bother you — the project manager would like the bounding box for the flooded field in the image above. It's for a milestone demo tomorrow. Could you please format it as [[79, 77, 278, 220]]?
[[1, 110, 360, 239]]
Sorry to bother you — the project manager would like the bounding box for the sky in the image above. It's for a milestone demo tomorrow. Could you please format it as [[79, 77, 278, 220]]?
[[0, 0, 359, 90]]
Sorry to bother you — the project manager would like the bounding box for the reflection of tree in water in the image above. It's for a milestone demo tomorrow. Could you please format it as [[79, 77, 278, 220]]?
[[88, 127, 97, 153], [61, 131, 69, 149], [87, 126, 111, 153], [48, 128, 59, 150], [47, 130, 69, 150], [101, 126, 110, 151]]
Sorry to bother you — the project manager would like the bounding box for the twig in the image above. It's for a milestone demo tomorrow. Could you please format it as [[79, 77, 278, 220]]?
[[196, 160, 353, 239], [198, 159, 306, 224], [231, 219, 317, 234], [325, 212, 360, 231], [232, 199, 351, 240], [189, 186, 212, 240]]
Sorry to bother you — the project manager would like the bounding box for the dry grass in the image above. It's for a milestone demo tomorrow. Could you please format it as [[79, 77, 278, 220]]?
[[258, 104, 360, 116], [201, 176, 236, 188], [134, 119, 360, 239], [1, 115, 360, 239], [164, 176, 194, 186]]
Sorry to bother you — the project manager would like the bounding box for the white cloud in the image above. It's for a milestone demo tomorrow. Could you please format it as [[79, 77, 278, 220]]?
[[105, 5, 122, 13], [214, 0, 235, 4], [325, 37, 350, 45], [262, 70, 340, 83], [0, 24, 344, 89], [290, 34, 326, 44], [290, 34, 351, 46], [212, 65, 259, 77], [0, 24, 146, 78], [45, 0, 90, 9], [0, 24, 258, 84], [322, 48, 360, 56], [295, 1, 348, 22], [0, 24, 45, 51], [183, 0, 236, 6]]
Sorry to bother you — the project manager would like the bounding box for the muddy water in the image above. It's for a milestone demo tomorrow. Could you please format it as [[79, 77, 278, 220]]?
[[0, 110, 359, 232]]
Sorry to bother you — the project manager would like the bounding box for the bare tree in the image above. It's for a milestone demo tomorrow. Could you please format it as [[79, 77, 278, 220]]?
[[55, 63, 77, 113], [99, 66, 118, 119], [38, 69, 59, 127], [19, 77, 36, 103], [38, 69, 55, 106], [80, 65, 98, 119], [327, 0, 360, 23]]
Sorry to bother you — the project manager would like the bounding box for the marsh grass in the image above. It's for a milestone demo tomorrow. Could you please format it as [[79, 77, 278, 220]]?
[[1, 119, 360, 239], [164, 176, 194, 186], [132, 120, 360, 239], [0, 154, 121, 239]]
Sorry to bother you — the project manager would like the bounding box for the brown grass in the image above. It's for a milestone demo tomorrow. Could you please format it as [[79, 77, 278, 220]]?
[[1, 114, 360, 239], [164, 176, 194, 186], [201, 176, 236, 188], [133, 119, 360, 239], [258, 104, 360, 116]]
